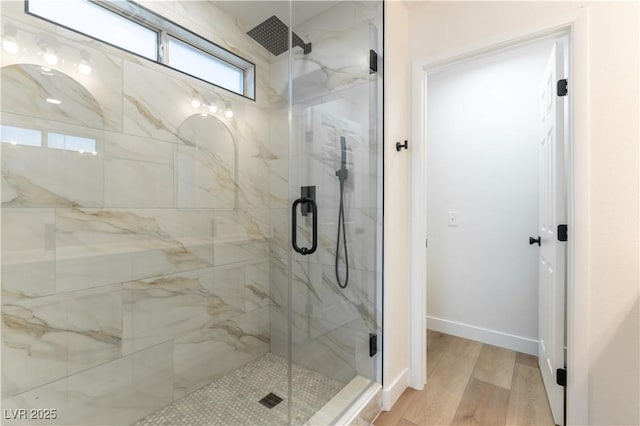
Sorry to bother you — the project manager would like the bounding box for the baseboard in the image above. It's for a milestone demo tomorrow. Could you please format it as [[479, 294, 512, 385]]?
[[381, 368, 409, 411], [427, 316, 538, 355]]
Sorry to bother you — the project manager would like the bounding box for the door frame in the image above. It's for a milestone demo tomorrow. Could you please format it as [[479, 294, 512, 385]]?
[[408, 15, 589, 425]]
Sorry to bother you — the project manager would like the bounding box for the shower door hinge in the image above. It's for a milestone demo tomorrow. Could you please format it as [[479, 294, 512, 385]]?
[[369, 49, 378, 74], [557, 224, 568, 242], [556, 368, 567, 387], [369, 333, 378, 357], [425, 238, 428, 248], [557, 79, 568, 97]]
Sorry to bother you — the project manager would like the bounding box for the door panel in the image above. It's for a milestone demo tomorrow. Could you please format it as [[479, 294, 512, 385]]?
[[538, 41, 567, 426]]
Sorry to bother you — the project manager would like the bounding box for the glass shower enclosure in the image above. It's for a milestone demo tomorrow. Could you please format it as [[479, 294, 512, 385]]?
[[0, 1, 383, 425]]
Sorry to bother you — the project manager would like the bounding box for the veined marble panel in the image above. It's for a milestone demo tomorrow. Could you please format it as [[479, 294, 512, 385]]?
[[269, 208, 289, 260], [245, 261, 270, 312], [237, 157, 270, 209], [176, 144, 235, 209], [122, 268, 243, 355], [269, 158, 289, 209], [173, 306, 269, 399], [1, 208, 55, 298], [291, 322, 373, 385], [269, 257, 322, 320], [104, 132, 174, 208], [64, 343, 172, 425], [0, 16, 123, 131], [1, 114, 104, 208], [319, 265, 376, 334], [213, 209, 269, 266], [55, 208, 214, 292], [123, 61, 250, 145], [2, 285, 122, 398]]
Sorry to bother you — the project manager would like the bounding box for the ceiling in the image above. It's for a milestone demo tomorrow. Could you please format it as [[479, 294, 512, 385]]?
[[214, 1, 339, 30]]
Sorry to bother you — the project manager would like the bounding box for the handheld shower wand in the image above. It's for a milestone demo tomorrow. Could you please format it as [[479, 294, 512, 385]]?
[[335, 136, 349, 289]]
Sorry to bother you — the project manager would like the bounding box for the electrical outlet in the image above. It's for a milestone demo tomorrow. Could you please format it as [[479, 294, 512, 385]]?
[[448, 211, 458, 227]]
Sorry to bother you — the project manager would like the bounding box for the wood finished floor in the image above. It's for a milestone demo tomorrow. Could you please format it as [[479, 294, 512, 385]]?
[[374, 330, 556, 426]]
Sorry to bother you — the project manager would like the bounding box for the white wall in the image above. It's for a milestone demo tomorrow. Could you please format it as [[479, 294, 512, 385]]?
[[407, 2, 639, 425], [426, 41, 554, 354], [382, 0, 411, 410]]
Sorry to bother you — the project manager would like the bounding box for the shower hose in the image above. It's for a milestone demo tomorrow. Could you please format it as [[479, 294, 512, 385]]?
[[335, 171, 349, 289]]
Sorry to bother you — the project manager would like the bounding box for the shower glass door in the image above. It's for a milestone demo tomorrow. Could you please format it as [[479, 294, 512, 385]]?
[[285, 2, 384, 422]]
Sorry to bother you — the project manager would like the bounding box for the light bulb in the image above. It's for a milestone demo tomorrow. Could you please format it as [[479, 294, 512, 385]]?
[[191, 97, 201, 108], [2, 36, 18, 54], [208, 102, 218, 113], [78, 59, 92, 76], [224, 103, 233, 119], [43, 50, 58, 65]]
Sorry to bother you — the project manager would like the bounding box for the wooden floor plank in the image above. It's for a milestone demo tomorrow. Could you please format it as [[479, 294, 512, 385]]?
[[402, 341, 482, 425], [379, 332, 554, 426], [472, 344, 517, 389], [515, 352, 539, 368], [374, 388, 418, 425], [451, 378, 511, 425], [506, 363, 555, 426]]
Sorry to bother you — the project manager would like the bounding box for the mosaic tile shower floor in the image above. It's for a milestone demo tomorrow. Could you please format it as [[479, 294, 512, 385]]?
[[133, 353, 344, 426]]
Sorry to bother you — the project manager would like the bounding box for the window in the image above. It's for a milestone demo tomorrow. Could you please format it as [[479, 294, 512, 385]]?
[[25, 0, 255, 99]]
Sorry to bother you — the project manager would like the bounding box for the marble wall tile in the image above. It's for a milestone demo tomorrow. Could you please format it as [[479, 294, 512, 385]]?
[[1, 208, 55, 298], [1, 114, 104, 209], [245, 261, 271, 312], [173, 306, 269, 399], [1, 375, 67, 426], [104, 132, 174, 208], [2, 285, 122, 398], [122, 268, 242, 354], [55, 208, 214, 292], [269, 208, 289, 260], [0, 16, 123, 131], [213, 209, 269, 266], [63, 344, 170, 426], [176, 145, 236, 209], [269, 158, 289, 209]]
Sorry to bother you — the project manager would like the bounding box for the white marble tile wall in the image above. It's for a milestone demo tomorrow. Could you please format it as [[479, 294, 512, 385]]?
[[1, 1, 276, 424]]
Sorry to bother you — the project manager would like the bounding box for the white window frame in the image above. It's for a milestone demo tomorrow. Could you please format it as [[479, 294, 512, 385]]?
[[25, 0, 256, 100]]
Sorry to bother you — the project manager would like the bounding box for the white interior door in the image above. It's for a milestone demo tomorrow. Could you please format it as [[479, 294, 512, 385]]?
[[537, 41, 567, 426]]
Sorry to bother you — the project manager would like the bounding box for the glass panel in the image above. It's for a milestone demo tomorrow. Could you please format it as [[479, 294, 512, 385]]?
[[27, 0, 158, 60], [288, 1, 383, 423], [168, 36, 244, 94]]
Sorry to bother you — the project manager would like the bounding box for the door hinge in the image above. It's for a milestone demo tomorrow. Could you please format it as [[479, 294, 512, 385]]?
[[556, 368, 567, 387], [557, 79, 568, 97], [557, 224, 568, 242], [369, 333, 378, 357], [425, 238, 428, 248], [369, 49, 378, 74]]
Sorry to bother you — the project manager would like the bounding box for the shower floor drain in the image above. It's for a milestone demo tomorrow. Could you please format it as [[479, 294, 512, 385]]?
[[259, 392, 283, 409]]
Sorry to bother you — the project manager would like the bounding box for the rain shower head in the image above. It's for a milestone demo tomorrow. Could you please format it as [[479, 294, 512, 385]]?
[[247, 15, 312, 56]]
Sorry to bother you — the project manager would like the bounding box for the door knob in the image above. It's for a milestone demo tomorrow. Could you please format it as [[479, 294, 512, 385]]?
[[529, 236, 541, 246]]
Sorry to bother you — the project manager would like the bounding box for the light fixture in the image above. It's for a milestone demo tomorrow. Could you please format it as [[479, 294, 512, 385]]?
[[37, 34, 60, 67], [78, 51, 92, 76], [191, 92, 202, 109], [45, 98, 62, 105], [208, 102, 219, 114], [2, 35, 18, 55], [224, 102, 233, 119], [2, 24, 18, 55], [43, 49, 59, 66]]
